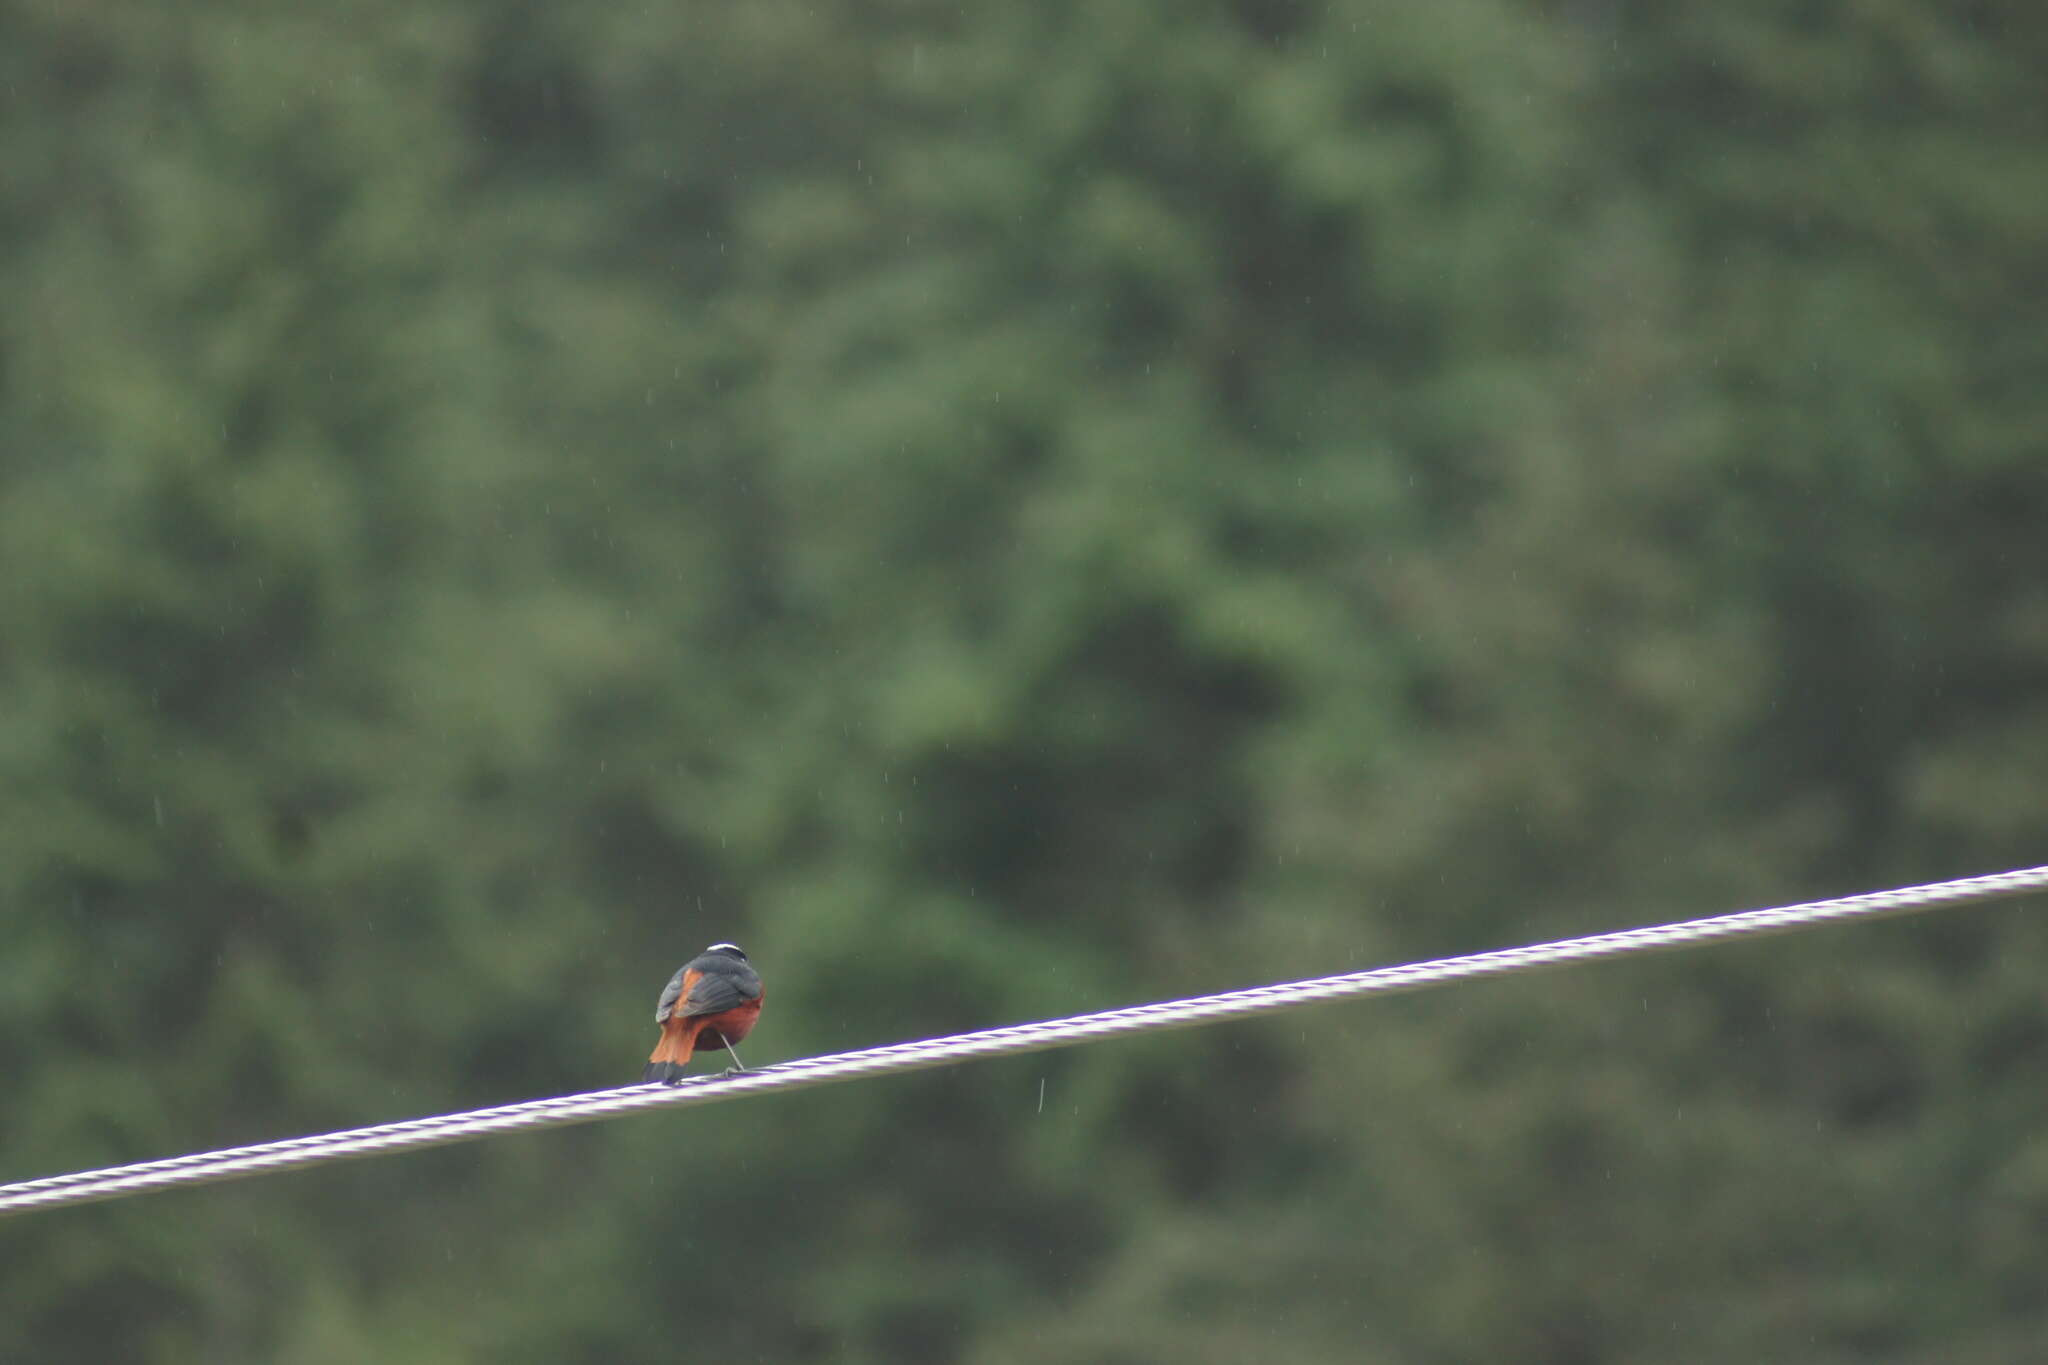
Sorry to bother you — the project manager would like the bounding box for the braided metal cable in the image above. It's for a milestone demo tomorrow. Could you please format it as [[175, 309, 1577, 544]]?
[[4, 864, 2043, 1220]]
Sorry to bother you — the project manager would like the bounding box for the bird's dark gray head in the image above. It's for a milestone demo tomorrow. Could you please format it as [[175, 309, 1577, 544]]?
[[704, 942, 748, 962]]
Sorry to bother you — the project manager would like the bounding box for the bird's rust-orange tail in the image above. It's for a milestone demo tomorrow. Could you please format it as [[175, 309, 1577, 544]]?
[[644, 1017, 703, 1084]]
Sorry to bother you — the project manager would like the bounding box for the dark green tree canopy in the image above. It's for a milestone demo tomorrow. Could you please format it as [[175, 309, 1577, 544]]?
[[4, 2, 2046, 1360]]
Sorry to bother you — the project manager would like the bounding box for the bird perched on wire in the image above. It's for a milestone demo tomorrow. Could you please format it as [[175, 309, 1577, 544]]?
[[644, 943, 764, 1084]]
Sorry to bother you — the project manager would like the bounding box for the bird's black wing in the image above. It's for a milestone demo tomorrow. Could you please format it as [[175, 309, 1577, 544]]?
[[653, 967, 693, 1024], [681, 959, 763, 1017]]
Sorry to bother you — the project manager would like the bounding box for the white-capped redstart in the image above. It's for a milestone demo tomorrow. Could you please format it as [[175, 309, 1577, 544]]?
[[644, 942, 764, 1084]]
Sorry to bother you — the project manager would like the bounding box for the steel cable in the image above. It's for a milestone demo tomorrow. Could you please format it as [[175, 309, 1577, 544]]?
[[4, 863, 2043, 1220]]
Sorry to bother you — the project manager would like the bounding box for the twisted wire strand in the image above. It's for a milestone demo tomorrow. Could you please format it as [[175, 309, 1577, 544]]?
[[4, 864, 2043, 1220]]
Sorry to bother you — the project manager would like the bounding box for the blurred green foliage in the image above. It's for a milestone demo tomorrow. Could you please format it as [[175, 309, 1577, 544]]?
[[4, 0, 2047, 1360]]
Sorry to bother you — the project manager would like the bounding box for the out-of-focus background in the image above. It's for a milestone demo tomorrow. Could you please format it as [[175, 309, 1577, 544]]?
[[4, 2, 2046, 1360]]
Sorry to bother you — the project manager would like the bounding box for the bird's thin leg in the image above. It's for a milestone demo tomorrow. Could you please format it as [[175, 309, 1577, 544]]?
[[722, 1042, 748, 1077]]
